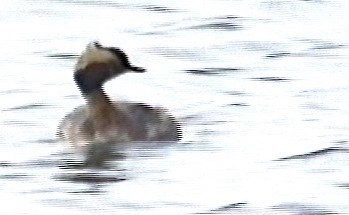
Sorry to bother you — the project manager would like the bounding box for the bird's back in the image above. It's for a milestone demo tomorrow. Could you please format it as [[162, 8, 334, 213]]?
[[57, 102, 181, 146]]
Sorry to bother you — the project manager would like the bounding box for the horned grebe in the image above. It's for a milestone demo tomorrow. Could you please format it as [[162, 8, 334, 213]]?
[[57, 42, 181, 147]]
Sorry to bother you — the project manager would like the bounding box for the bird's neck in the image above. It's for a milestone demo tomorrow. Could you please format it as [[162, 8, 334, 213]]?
[[85, 88, 119, 135]]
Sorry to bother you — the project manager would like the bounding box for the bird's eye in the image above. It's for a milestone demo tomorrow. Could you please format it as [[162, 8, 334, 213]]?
[[93, 41, 102, 48]]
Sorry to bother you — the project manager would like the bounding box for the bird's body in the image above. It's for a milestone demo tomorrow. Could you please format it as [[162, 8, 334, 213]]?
[[57, 42, 181, 146]]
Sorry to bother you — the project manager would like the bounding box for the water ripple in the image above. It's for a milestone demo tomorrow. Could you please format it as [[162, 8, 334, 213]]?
[[3, 103, 52, 112], [251, 77, 291, 82], [277, 146, 349, 161], [46, 53, 79, 59], [0, 173, 32, 180], [265, 52, 291, 58], [228, 103, 249, 107], [3, 120, 38, 127], [139, 4, 179, 13], [337, 183, 349, 189], [55, 172, 126, 183], [185, 68, 240, 76], [0, 89, 30, 95], [272, 203, 338, 215], [196, 202, 248, 214]]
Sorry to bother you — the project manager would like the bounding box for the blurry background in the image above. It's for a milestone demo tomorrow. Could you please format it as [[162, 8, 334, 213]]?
[[1, 0, 349, 214]]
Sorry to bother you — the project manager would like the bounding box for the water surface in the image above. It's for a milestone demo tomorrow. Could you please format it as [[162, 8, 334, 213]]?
[[1, 0, 349, 214]]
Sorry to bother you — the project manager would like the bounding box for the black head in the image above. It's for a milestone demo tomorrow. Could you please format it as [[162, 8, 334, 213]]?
[[93, 41, 145, 73], [105, 47, 145, 73], [74, 42, 146, 94]]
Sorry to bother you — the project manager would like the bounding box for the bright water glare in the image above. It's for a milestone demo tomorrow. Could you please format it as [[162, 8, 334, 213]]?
[[1, 0, 349, 214]]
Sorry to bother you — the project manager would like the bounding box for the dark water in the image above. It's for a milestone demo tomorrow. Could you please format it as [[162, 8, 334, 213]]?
[[1, 0, 349, 214]]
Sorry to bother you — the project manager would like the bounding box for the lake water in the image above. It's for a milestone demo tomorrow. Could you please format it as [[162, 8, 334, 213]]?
[[1, 0, 349, 214]]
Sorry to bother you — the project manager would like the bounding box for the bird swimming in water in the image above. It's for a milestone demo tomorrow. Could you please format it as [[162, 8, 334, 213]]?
[[57, 42, 181, 148]]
